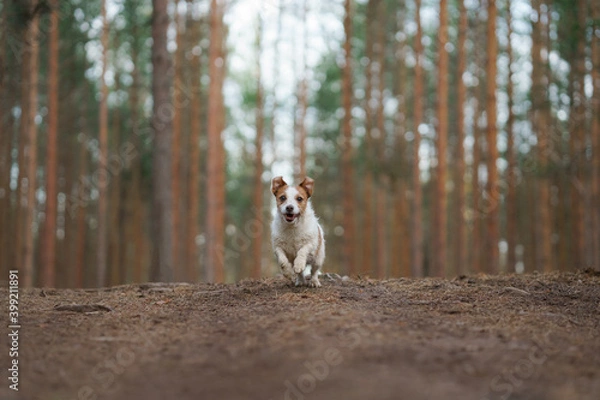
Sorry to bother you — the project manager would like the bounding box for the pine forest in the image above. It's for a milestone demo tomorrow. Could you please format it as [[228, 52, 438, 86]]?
[[1, 0, 599, 287]]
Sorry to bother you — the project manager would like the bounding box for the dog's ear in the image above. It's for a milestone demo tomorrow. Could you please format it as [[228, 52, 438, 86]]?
[[271, 176, 287, 195], [299, 176, 314, 198]]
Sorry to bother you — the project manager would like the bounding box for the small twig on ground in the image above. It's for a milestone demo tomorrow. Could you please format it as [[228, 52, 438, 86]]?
[[90, 336, 139, 342], [501, 286, 531, 296], [53, 304, 113, 313], [194, 289, 229, 296]]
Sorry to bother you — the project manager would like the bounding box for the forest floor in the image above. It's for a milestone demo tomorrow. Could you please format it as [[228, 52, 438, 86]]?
[[1, 270, 600, 400]]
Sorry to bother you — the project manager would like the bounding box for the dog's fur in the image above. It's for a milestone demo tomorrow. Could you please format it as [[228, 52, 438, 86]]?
[[271, 176, 325, 287]]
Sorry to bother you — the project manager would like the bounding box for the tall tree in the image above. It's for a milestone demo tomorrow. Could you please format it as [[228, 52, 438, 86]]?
[[374, 0, 387, 278], [74, 142, 88, 288], [205, 0, 226, 282], [172, 0, 185, 280], [109, 70, 122, 286], [411, 0, 424, 278], [469, 2, 485, 273], [543, 5, 557, 272], [73, 80, 94, 288], [40, 0, 59, 287], [361, 0, 377, 276], [471, 104, 483, 273], [126, 0, 145, 283], [150, 0, 174, 282], [569, 0, 587, 269], [252, 15, 265, 279], [0, 2, 11, 278], [97, 0, 109, 286], [592, 0, 600, 270], [433, 0, 449, 277], [454, 0, 467, 275], [392, 8, 410, 277], [531, 0, 552, 272], [186, 0, 202, 282], [341, 0, 356, 276], [18, 1, 40, 287], [505, 0, 517, 272], [485, 0, 499, 273]]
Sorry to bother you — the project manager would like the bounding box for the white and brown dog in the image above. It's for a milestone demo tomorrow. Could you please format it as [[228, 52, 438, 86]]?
[[271, 176, 325, 287]]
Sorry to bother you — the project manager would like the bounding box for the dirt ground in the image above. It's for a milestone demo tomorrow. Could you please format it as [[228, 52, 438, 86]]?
[[2, 270, 600, 400]]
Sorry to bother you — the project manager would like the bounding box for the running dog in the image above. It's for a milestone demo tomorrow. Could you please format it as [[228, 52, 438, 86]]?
[[271, 176, 325, 287]]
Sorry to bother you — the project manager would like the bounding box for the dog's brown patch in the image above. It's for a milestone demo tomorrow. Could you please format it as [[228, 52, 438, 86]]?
[[271, 176, 287, 196], [293, 185, 309, 214], [299, 177, 314, 198], [274, 187, 289, 206]]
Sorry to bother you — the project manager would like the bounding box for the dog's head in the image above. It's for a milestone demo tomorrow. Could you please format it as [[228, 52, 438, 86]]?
[[271, 176, 314, 224]]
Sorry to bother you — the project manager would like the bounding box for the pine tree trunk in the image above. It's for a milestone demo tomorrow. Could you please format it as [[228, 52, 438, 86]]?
[[39, 0, 59, 287], [531, 0, 552, 273], [485, 0, 499, 274], [15, 41, 28, 275], [570, 0, 587, 269], [97, 0, 109, 286], [109, 72, 121, 286], [454, 0, 467, 276], [72, 81, 94, 288], [187, 0, 202, 282], [374, 0, 387, 279], [471, 101, 482, 273], [393, 181, 410, 277], [592, 0, 600, 271], [469, 3, 488, 273], [542, 5, 556, 272], [62, 137, 76, 287], [0, 3, 10, 279], [74, 142, 88, 288], [362, 0, 376, 276], [205, 0, 226, 283], [433, 0, 449, 277], [341, 0, 356, 276], [392, 11, 409, 278], [411, 0, 424, 278], [129, 18, 144, 283], [172, 1, 185, 280], [117, 171, 129, 283], [375, 187, 387, 278], [505, 3, 517, 273], [150, 0, 174, 282], [19, 2, 40, 287]]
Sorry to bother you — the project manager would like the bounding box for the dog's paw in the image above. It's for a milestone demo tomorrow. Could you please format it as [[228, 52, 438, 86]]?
[[280, 263, 294, 278], [307, 277, 321, 288], [294, 274, 306, 287], [293, 262, 305, 275]]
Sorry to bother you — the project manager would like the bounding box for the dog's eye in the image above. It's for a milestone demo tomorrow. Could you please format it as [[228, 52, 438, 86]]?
[[296, 197, 303, 202], [279, 195, 286, 201]]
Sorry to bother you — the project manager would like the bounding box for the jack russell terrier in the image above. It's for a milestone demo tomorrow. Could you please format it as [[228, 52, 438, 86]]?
[[271, 176, 325, 287]]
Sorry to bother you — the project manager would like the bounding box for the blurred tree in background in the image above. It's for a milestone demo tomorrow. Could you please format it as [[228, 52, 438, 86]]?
[[0, 0, 598, 287]]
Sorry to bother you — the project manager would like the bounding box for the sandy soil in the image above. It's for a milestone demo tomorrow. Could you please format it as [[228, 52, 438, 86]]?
[[1, 270, 599, 400]]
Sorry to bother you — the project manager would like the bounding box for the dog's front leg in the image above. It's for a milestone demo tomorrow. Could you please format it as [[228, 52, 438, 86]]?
[[274, 247, 293, 278], [293, 245, 312, 275]]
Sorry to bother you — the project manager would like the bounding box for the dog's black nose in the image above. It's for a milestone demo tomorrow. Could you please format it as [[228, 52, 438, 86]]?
[[286, 205, 294, 212]]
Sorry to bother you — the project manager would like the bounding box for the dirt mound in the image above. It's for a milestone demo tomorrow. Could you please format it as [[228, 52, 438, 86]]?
[[1, 271, 599, 400]]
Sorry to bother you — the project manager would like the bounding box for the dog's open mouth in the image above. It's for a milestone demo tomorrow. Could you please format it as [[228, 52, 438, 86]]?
[[285, 213, 297, 222]]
